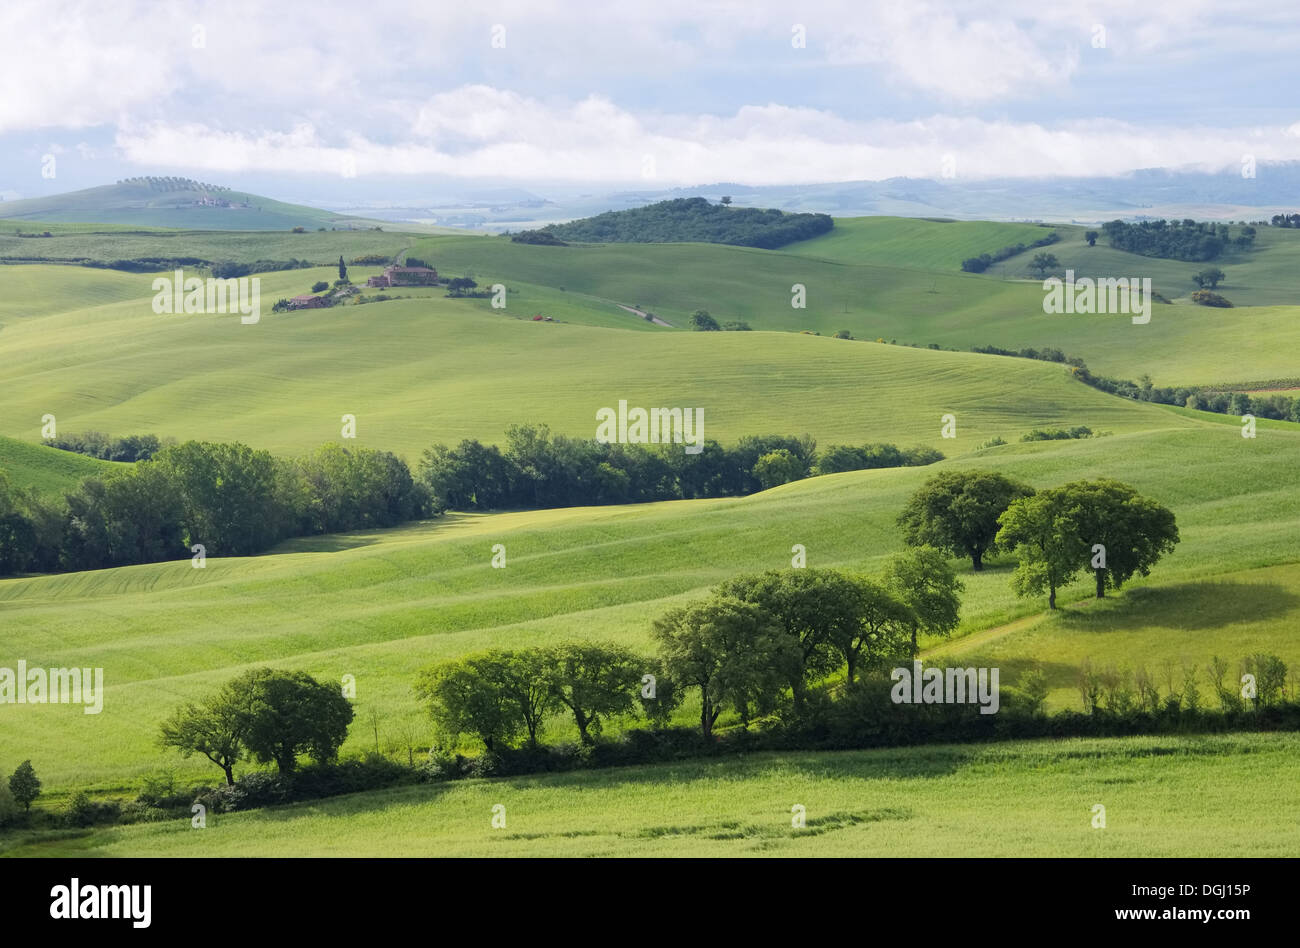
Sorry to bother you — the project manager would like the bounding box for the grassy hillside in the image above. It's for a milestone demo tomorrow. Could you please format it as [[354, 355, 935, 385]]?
[[1, 213, 1296, 861], [785, 216, 1055, 270], [0, 181, 382, 232], [988, 223, 1300, 307], [0, 264, 1176, 457], [0, 435, 117, 493], [14, 734, 1297, 857], [0, 224, 432, 272], [6, 215, 1299, 388], [3, 422, 1298, 792], [409, 232, 1300, 386]]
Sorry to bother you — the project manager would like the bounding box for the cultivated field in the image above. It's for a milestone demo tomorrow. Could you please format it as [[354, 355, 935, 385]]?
[[7, 735, 1297, 857]]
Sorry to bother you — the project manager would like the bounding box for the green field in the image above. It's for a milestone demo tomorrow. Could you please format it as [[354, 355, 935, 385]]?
[[3, 421, 1298, 794], [6, 214, 1299, 389], [0, 226, 429, 271], [2, 212, 1298, 858], [0, 436, 117, 493], [0, 264, 1181, 457], [785, 216, 1056, 271], [8, 735, 1297, 857], [407, 224, 1300, 386]]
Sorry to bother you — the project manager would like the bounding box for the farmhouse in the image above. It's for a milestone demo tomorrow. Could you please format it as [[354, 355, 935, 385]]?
[[366, 264, 439, 288], [287, 294, 327, 309]]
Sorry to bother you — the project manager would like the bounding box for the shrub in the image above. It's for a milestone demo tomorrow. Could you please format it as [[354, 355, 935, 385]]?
[[1190, 290, 1233, 307], [1021, 426, 1092, 442], [289, 754, 411, 799], [64, 791, 122, 827], [197, 771, 291, 813], [0, 780, 18, 827], [418, 749, 471, 782], [690, 310, 720, 331], [311, 281, 329, 293]]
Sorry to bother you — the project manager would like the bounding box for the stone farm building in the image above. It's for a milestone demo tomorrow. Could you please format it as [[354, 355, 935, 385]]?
[[366, 264, 439, 288], [288, 294, 327, 309]]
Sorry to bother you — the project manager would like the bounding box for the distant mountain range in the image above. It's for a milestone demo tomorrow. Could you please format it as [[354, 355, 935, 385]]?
[[323, 162, 1300, 231], [7, 163, 1300, 232]]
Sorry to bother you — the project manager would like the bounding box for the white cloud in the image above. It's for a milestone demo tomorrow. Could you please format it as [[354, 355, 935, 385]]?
[[115, 90, 1300, 185], [7, 0, 1300, 185], [823, 4, 1080, 102]]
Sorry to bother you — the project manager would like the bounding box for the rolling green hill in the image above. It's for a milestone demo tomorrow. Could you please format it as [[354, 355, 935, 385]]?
[[987, 223, 1300, 307], [0, 264, 1180, 457], [409, 229, 1300, 386], [2, 215, 1298, 858], [0, 223, 434, 276], [784, 216, 1055, 271], [2, 421, 1298, 793], [0, 435, 117, 493], [6, 213, 1298, 389], [0, 180, 380, 231]]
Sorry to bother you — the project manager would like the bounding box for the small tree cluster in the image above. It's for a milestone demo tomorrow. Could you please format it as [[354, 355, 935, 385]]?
[[160, 669, 354, 784], [416, 643, 659, 749]]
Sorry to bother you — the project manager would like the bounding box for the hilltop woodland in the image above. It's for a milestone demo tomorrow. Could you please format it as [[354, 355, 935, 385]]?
[[1099, 219, 1255, 261], [542, 197, 834, 249]]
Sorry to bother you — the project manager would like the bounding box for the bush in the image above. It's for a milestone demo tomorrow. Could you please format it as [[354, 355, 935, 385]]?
[[690, 310, 720, 331], [64, 791, 122, 827], [418, 749, 471, 782], [1190, 290, 1233, 307], [0, 780, 18, 827], [311, 281, 329, 293], [197, 771, 291, 813], [120, 801, 177, 824], [1021, 426, 1093, 442], [289, 754, 411, 799]]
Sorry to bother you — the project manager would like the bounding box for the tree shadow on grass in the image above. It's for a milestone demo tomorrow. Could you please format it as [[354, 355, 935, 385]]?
[[1058, 580, 1300, 632], [270, 535, 381, 553]]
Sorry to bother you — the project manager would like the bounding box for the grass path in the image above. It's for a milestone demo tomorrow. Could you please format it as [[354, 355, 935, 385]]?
[[924, 597, 1098, 659]]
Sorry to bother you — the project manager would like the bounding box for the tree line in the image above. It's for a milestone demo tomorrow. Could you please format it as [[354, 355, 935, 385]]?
[[11, 639, 1287, 827], [0, 441, 430, 575], [414, 473, 1178, 755], [960, 231, 1059, 272], [418, 424, 942, 510], [419, 556, 957, 748], [971, 344, 1300, 423], [44, 431, 173, 462], [1, 425, 946, 576], [542, 197, 834, 250]]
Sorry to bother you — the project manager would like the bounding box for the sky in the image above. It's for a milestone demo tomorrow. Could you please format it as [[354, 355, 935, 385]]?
[[4, 0, 1300, 201]]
